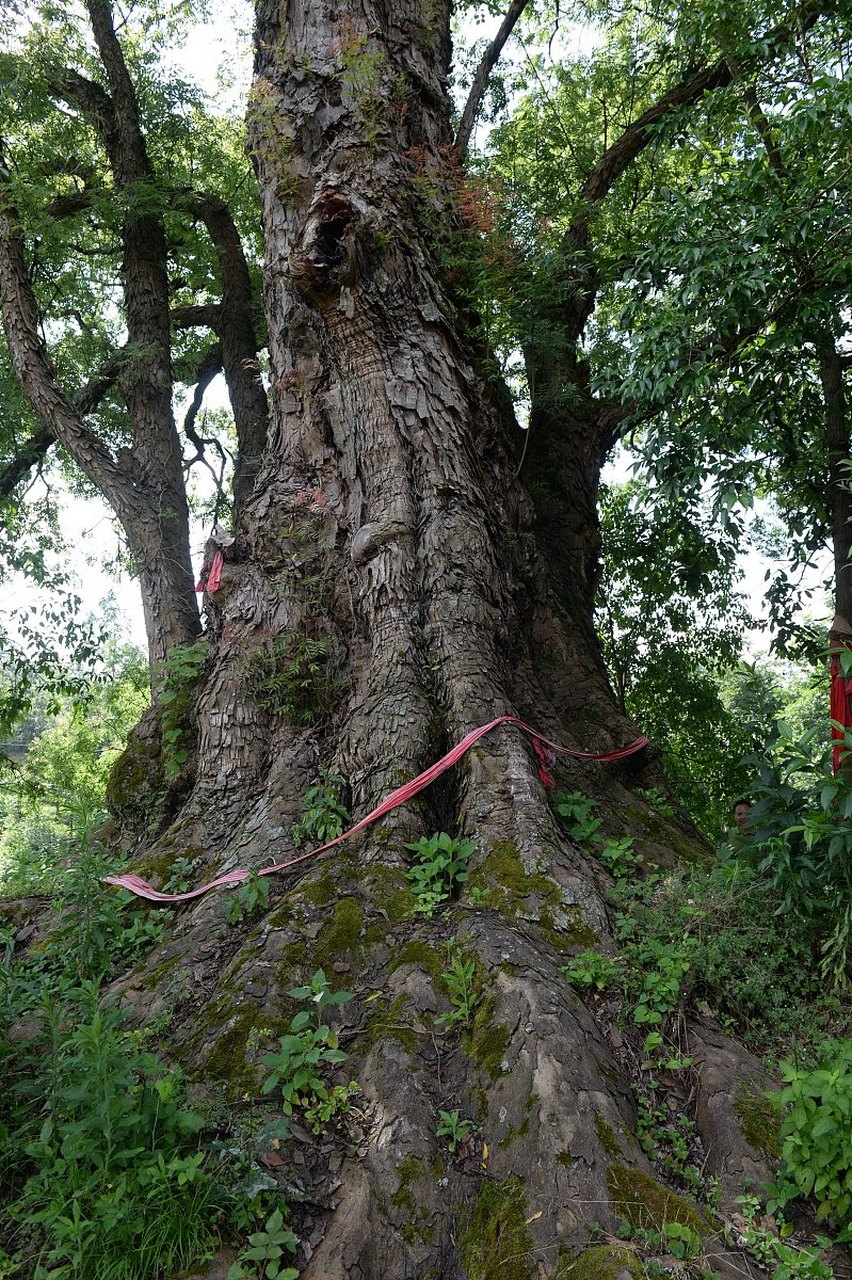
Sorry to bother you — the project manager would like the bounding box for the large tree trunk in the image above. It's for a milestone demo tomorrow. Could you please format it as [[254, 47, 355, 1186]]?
[[108, 4, 782, 1276]]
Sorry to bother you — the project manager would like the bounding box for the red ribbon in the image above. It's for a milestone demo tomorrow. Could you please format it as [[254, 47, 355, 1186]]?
[[105, 715, 649, 904]]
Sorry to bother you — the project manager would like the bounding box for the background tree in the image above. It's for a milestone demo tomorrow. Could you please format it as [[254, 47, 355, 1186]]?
[[0, 0, 267, 668]]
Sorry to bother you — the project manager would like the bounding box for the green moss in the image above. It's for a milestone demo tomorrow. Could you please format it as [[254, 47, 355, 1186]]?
[[302, 869, 337, 906], [475, 839, 568, 929], [464, 997, 510, 1078], [391, 940, 443, 980], [460, 1176, 535, 1280], [363, 994, 419, 1053], [200, 1005, 263, 1098], [606, 1165, 711, 1235], [392, 1156, 423, 1213], [498, 1116, 530, 1149], [367, 865, 414, 923], [733, 1085, 781, 1158], [555, 1151, 575, 1168], [565, 1245, 642, 1280], [105, 735, 163, 818], [594, 1113, 621, 1157], [315, 897, 363, 964], [139, 954, 182, 992]]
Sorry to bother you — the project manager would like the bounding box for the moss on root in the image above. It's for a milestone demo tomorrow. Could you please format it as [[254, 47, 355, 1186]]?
[[594, 1112, 622, 1157], [733, 1084, 781, 1158], [606, 1165, 711, 1235], [460, 1176, 535, 1280], [565, 1245, 642, 1280], [362, 994, 419, 1053], [391, 939, 443, 981], [464, 996, 510, 1078], [198, 1005, 264, 1099]]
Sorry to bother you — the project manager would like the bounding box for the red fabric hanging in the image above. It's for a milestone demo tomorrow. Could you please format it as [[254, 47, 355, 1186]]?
[[830, 647, 852, 773]]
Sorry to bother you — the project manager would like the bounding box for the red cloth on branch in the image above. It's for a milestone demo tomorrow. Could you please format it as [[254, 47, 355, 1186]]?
[[831, 649, 852, 773]]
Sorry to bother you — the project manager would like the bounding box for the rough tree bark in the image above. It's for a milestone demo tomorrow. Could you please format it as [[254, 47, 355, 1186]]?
[[105, 4, 787, 1278]]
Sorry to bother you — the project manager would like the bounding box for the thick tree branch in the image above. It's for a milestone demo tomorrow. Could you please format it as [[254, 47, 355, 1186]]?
[[173, 189, 268, 503], [568, 0, 832, 254], [172, 303, 222, 330], [0, 338, 130, 497], [183, 342, 223, 449], [0, 201, 140, 523], [455, 0, 533, 161]]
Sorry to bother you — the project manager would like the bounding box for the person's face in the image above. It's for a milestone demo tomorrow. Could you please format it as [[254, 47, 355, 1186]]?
[[734, 803, 752, 830]]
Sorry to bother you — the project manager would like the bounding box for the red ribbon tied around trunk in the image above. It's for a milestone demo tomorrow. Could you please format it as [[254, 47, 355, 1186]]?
[[104, 715, 649, 904]]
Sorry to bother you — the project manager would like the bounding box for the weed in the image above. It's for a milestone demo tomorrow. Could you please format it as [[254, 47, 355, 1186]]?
[[229, 870, 270, 926], [598, 835, 643, 882], [635, 787, 676, 819], [436, 944, 478, 1031], [436, 1108, 478, 1154], [405, 832, 474, 918], [554, 790, 602, 842], [732, 1194, 834, 1280], [292, 769, 350, 848], [769, 1039, 852, 1230], [260, 969, 357, 1133], [246, 633, 337, 725], [562, 949, 623, 992], [156, 640, 208, 779], [227, 1206, 298, 1280]]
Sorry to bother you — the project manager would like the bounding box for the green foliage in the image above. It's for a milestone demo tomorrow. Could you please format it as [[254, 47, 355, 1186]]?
[[8, 987, 216, 1280], [612, 862, 846, 1062], [0, 829, 221, 1279], [634, 788, 675, 819], [246, 634, 337, 725], [553, 792, 643, 884], [734, 1194, 834, 1280], [405, 832, 474, 918], [436, 1108, 478, 1154], [260, 969, 357, 1133], [562, 949, 623, 993], [627, 936, 695, 1028], [228, 870, 270, 926], [597, 836, 642, 883], [553, 791, 602, 843], [291, 769, 350, 848], [0, 647, 148, 891], [227, 1207, 298, 1280], [770, 1041, 852, 1231], [436, 943, 478, 1031], [738, 723, 852, 988], [157, 640, 208, 780], [635, 1094, 700, 1196]]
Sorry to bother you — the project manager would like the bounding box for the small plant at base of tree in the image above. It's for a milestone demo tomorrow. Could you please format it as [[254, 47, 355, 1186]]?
[[553, 791, 602, 842], [405, 832, 474, 918], [291, 769, 350, 848], [597, 834, 643, 882], [436, 943, 478, 1030], [227, 1206, 298, 1280], [156, 640, 209, 780], [732, 1195, 834, 1280], [634, 787, 676, 819], [562, 949, 623, 992], [229, 870, 271, 926], [436, 1109, 478, 1154], [769, 1039, 852, 1233], [260, 970, 356, 1133]]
